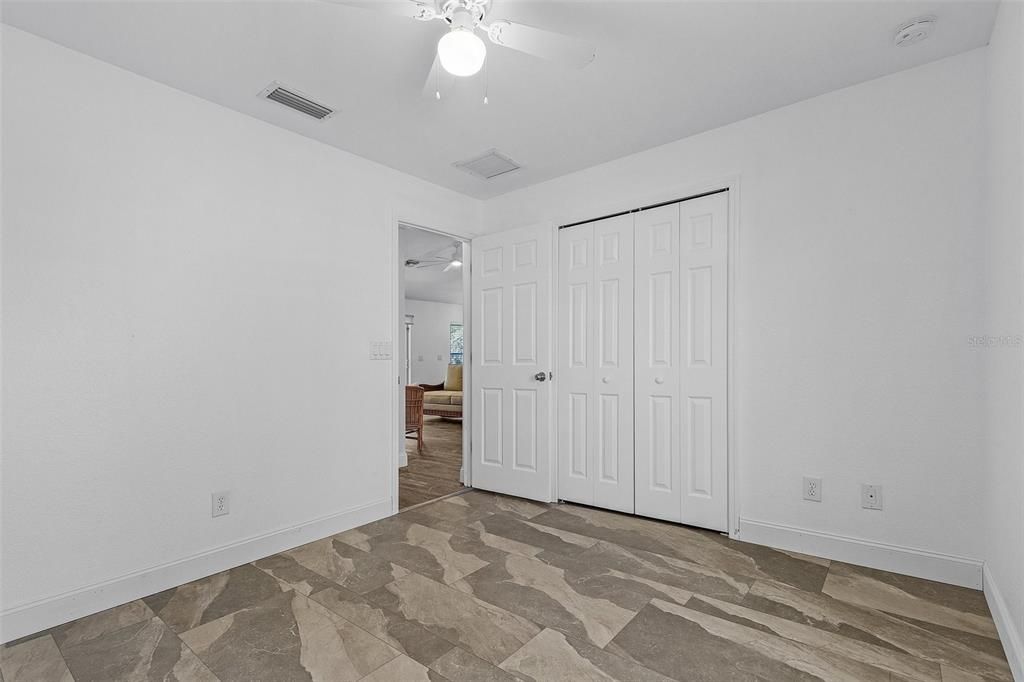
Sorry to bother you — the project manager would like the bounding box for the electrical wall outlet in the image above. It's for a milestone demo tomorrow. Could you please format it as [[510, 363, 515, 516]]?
[[212, 491, 230, 517], [803, 477, 822, 502], [861, 484, 883, 510]]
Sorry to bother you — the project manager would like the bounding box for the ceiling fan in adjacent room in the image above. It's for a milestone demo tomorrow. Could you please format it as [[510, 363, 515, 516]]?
[[405, 241, 464, 272], [329, 0, 596, 98]]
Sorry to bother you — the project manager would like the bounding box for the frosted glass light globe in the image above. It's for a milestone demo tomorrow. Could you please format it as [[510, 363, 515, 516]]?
[[438, 27, 486, 77]]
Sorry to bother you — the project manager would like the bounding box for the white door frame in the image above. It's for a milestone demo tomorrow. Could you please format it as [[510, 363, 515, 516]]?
[[389, 217, 474, 515], [551, 176, 742, 538]]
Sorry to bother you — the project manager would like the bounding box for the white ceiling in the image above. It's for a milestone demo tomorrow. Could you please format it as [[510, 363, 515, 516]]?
[[2, 1, 997, 199], [402, 226, 464, 304]]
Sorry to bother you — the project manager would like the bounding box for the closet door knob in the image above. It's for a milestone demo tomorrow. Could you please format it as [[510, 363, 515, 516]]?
[[654, 377, 665, 385], [602, 377, 611, 384]]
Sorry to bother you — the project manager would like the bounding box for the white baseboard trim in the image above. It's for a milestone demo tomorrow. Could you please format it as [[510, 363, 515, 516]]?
[[0, 498, 392, 644], [984, 563, 1024, 681], [738, 518, 983, 589], [399, 451, 408, 467]]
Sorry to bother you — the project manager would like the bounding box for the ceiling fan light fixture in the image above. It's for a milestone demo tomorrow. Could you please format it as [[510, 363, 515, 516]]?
[[438, 27, 486, 77]]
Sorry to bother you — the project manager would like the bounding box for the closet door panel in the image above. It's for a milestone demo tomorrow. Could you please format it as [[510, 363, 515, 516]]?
[[557, 224, 596, 505], [593, 216, 634, 512], [679, 192, 729, 531], [634, 204, 682, 522], [557, 214, 634, 512]]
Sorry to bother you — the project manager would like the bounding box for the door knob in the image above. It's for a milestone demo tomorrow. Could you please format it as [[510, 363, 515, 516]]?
[[654, 377, 665, 385], [534, 372, 548, 382], [602, 377, 611, 384]]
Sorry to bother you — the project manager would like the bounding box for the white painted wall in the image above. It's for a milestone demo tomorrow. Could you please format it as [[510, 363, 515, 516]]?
[[983, 1, 1024, 676], [0, 26, 480, 637], [405, 299, 463, 386], [484, 50, 989, 567]]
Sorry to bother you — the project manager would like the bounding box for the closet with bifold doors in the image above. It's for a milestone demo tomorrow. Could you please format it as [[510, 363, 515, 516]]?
[[556, 190, 729, 532]]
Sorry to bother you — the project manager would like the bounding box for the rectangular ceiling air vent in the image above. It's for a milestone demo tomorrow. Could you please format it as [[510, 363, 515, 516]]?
[[454, 149, 521, 180], [260, 82, 336, 120]]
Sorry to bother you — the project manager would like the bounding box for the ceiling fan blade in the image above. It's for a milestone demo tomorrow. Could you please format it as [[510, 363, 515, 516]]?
[[485, 20, 595, 69], [323, 0, 439, 22]]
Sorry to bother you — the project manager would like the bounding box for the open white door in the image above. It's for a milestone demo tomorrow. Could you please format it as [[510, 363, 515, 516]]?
[[470, 224, 554, 501]]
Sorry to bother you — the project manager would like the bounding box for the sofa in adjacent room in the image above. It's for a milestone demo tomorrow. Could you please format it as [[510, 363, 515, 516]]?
[[419, 364, 463, 419]]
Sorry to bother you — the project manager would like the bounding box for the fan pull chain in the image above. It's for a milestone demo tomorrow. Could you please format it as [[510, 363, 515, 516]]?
[[483, 57, 489, 104], [435, 63, 441, 100]]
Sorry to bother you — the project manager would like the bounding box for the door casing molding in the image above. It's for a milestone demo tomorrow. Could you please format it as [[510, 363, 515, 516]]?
[[389, 212, 474, 514]]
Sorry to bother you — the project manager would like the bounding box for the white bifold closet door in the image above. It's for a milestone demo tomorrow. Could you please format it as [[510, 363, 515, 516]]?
[[557, 214, 635, 512], [635, 191, 729, 530]]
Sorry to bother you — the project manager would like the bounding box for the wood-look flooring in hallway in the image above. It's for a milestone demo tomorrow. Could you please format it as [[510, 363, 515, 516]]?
[[400, 416, 465, 510]]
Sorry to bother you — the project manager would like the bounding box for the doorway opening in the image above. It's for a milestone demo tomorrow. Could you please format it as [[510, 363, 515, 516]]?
[[398, 224, 470, 510]]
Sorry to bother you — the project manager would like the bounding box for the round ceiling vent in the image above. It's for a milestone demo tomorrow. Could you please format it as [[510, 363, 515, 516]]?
[[894, 17, 936, 47]]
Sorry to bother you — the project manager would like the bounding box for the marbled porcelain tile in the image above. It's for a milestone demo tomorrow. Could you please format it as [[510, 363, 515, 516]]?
[[530, 548, 697, 607], [939, 664, 989, 681], [282, 536, 411, 594], [453, 553, 646, 648], [251, 553, 339, 596], [433, 491, 548, 520], [530, 505, 830, 591], [823, 563, 998, 639], [415, 496, 497, 525], [50, 600, 155, 649], [309, 586, 454, 665], [453, 523, 547, 559], [344, 509, 467, 540], [144, 563, 288, 633], [335, 522, 501, 585], [360, 655, 443, 682], [742, 580, 1012, 681], [685, 593, 942, 680], [0, 635, 73, 682], [60, 617, 216, 682], [573, 540, 752, 603], [887, 612, 1010, 663], [366, 572, 540, 666], [180, 591, 399, 682], [608, 599, 891, 681], [429, 647, 522, 682], [466, 515, 599, 558], [501, 628, 673, 682]]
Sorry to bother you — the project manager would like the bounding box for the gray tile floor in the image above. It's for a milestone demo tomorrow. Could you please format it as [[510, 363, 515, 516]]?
[[1, 490, 1012, 681]]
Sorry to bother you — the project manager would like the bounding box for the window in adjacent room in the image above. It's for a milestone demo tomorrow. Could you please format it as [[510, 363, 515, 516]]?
[[450, 323, 464, 365]]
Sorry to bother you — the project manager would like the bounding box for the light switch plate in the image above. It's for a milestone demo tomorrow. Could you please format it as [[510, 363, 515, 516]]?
[[369, 341, 393, 360]]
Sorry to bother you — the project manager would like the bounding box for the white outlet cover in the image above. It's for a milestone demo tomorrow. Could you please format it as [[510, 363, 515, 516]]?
[[212, 491, 230, 517], [803, 477, 822, 502], [861, 484, 883, 510]]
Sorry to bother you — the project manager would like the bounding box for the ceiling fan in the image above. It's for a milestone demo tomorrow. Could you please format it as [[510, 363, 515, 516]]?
[[405, 241, 463, 272], [330, 0, 596, 97]]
